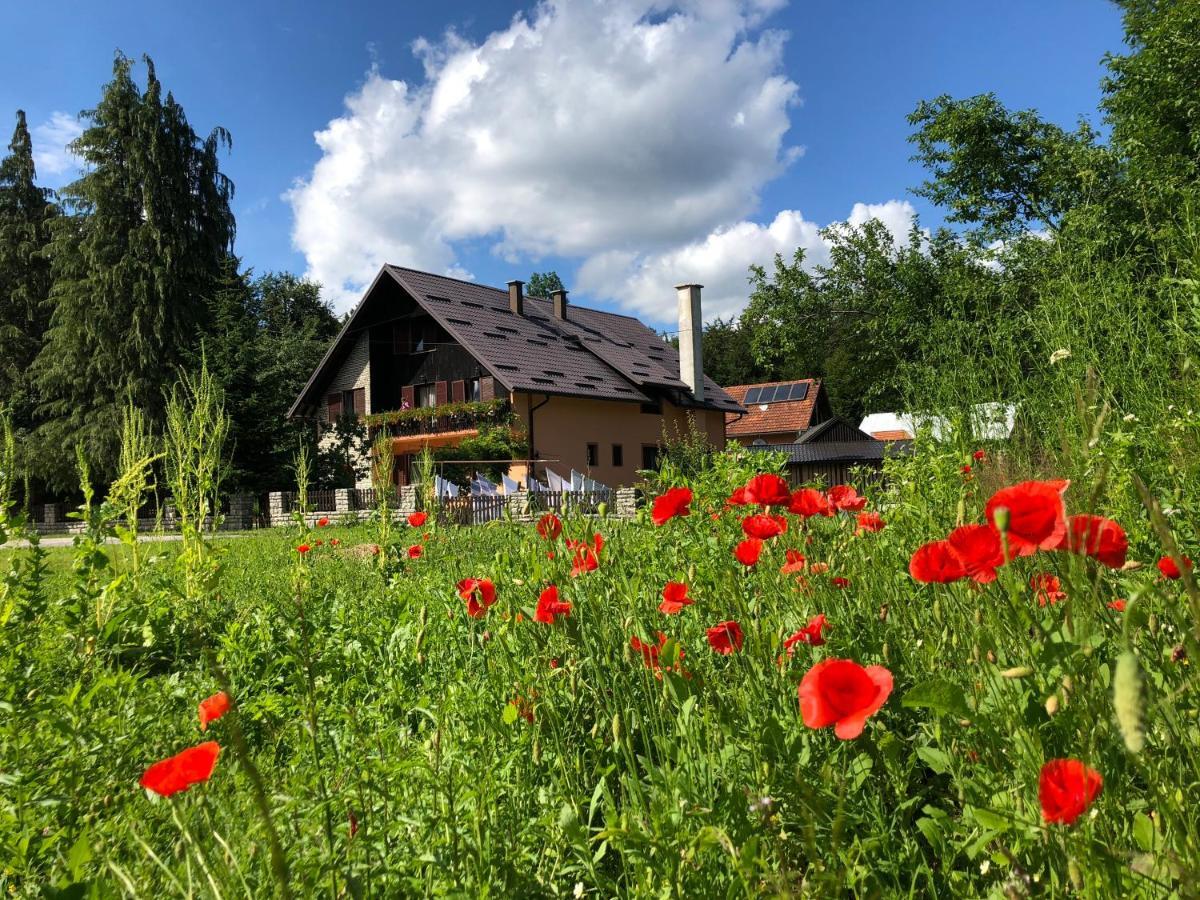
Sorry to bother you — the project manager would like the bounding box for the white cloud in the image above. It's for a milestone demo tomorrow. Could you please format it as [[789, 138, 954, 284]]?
[[32, 112, 83, 180], [288, 0, 801, 310], [578, 199, 918, 323]]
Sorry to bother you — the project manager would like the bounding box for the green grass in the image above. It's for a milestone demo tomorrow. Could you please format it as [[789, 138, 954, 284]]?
[[2, 451, 1198, 897]]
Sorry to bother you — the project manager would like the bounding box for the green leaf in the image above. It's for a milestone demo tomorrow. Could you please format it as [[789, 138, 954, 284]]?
[[916, 746, 953, 775], [967, 806, 1012, 833], [903, 678, 972, 718], [1134, 811, 1156, 852], [501, 703, 519, 726]]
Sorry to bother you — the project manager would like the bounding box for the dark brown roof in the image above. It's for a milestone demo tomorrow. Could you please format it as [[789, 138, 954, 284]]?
[[723, 380, 822, 437], [289, 266, 744, 416]]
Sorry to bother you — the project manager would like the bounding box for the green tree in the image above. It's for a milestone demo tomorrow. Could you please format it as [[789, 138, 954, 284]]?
[[701, 316, 771, 387], [0, 111, 57, 438], [32, 54, 235, 491], [526, 270, 565, 297]]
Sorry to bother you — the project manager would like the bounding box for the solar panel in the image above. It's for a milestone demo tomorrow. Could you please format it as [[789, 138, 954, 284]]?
[[788, 383, 809, 401], [764, 386, 784, 402], [745, 387, 762, 404]]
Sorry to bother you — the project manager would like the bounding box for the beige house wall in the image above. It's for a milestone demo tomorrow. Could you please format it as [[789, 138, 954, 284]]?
[[510, 392, 726, 488]]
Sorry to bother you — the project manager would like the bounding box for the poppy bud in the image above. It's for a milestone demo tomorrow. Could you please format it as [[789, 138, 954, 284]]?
[[1001, 666, 1034, 679], [881, 642, 889, 662], [992, 505, 1010, 535], [1044, 695, 1059, 716], [1113, 651, 1145, 753], [1068, 858, 1084, 892], [612, 712, 622, 743], [1148, 613, 1158, 635], [596, 502, 607, 518]]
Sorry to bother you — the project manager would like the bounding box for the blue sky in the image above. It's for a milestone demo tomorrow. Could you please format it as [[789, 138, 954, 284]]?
[[2, 1, 1125, 324]]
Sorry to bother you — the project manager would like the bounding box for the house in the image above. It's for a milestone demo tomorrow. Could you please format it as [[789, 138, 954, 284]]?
[[860, 403, 1017, 443], [288, 266, 744, 488], [772, 416, 901, 486], [723, 379, 832, 445]]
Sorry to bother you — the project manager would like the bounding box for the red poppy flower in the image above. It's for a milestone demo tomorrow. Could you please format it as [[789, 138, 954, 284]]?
[[961, 464, 973, 475], [831, 576, 850, 589], [408, 512, 428, 528], [798, 658, 893, 739], [1039, 758, 1103, 825], [744, 474, 792, 507], [789, 488, 833, 518], [947, 524, 1005, 583], [651, 486, 694, 525], [1107, 599, 1126, 612], [856, 511, 885, 534], [780, 549, 807, 574], [658, 581, 694, 614], [1031, 573, 1067, 606], [973, 449, 986, 462], [297, 544, 311, 555], [140, 742, 221, 798], [631, 632, 671, 669], [984, 480, 1068, 557], [198, 692, 230, 730], [734, 538, 763, 567], [317, 516, 330, 528], [742, 513, 787, 540], [536, 513, 562, 541], [407, 545, 423, 559], [909, 540, 967, 584], [315, 540, 324, 547], [1157, 554, 1193, 580], [549, 658, 560, 669], [568, 533, 604, 577], [535, 585, 572, 623], [457, 578, 498, 618], [783, 613, 830, 654], [1052, 515, 1128, 569], [706, 620, 744, 655], [330, 538, 341, 547], [828, 485, 868, 512], [726, 485, 751, 507]]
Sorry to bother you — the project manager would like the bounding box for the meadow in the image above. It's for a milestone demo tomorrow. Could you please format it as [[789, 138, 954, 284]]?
[[2, 423, 1198, 898]]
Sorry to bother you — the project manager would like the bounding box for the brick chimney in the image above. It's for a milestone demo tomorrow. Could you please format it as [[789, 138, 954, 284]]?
[[675, 283, 704, 401], [551, 288, 568, 320], [508, 279, 524, 315]]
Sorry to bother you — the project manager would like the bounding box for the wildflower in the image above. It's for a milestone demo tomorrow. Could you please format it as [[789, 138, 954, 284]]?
[[1113, 651, 1145, 753], [535, 585, 572, 624], [734, 538, 763, 567], [651, 487, 694, 525], [808, 561, 829, 575], [827, 485, 867, 512], [198, 692, 230, 730], [789, 488, 833, 518], [973, 449, 986, 462], [314, 539, 324, 547], [909, 540, 967, 584], [1107, 599, 1126, 612], [457, 578, 497, 618], [1157, 554, 1193, 580], [408, 512, 428, 528], [984, 480, 1068, 557], [706, 621, 744, 655], [961, 464, 973, 476], [549, 658, 560, 669], [1038, 759, 1102, 825], [947, 524, 1005, 583], [631, 632, 674, 669], [855, 511, 885, 534], [726, 486, 752, 507], [509, 695, 535, 724], [780, 549, 807, 574], [140, 742, 221, 798], [568, 534, 604, 577], [330, 538, 341, 547], [783, 614, 829, 654], [658, 581, 694, 615], [831, 576, 850, 589], [1052, 515, 1129, 569], [317, 516, 330, 527], [742, 513, 787, 540], [744, 474, 792, 507], [536, 513, 562, 541], [297, 544, 311, 555], [1031, 573, 1067, 606], [407, 545, 423, 559], [798, 658, 893, 739]]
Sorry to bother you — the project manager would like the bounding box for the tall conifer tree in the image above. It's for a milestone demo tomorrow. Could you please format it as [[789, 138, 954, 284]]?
[[33, 54, 235, 490], [0, 110, 56, 436]]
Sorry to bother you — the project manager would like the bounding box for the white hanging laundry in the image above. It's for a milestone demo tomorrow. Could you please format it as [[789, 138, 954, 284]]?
[[446, 481, 460, 498], [545, 469, 565, 492], [569, 470, 585, 492], [502, 474, 520, 495]]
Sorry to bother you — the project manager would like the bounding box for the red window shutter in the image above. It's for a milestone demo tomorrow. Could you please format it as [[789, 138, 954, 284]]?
[[451, 380, 466, 403], [353, 387, 366, 417], [435, 380, 449, 405], [401, 385, 415, 408], [480, 376, 495, 402], [326, 392, 342, 422]]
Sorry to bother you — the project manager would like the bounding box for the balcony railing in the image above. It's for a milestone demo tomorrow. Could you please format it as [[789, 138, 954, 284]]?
[[364, 399, 513, 438]]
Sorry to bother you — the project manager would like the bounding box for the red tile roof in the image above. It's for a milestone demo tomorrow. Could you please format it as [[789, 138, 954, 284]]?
[[724, 380, 821, 438], [870, 429, 913, 441]]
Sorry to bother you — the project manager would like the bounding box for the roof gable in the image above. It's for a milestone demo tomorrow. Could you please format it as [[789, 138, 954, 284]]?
[[724, 379, 823, 437]]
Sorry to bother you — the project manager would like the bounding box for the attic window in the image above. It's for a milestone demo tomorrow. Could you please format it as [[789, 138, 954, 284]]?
[[574, 382, 597, 390], [543, 370, 565, 377], [532, 377, 555, 385], [526, 338, 549, 346], [461, 300, 486, 309], [446, 317, 471, 326], [425, 295, 451, 303], [483, 332, 510, 340], [496, 364, 520, 372], [495, 325, 520, 334]]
